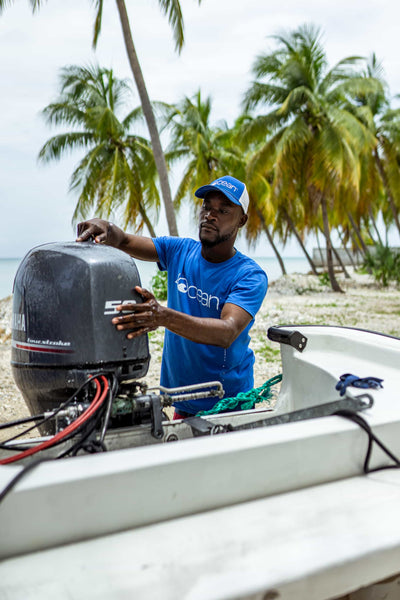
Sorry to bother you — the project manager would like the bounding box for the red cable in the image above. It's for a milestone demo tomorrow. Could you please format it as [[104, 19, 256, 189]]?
[[0, 376, 109, 465], [0, 376, 108, 465]]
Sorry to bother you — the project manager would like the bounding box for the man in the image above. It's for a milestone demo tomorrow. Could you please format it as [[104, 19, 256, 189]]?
[[77, 175, 268, 416]]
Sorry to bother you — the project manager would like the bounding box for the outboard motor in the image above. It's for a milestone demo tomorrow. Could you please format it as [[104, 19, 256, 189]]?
[[11, 241, 150, 418]]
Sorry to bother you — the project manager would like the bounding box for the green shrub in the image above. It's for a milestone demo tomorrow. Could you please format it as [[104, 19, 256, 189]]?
[[362, 244, 400, 287], [318, 272, 330, 287], [151, 270, 168, 300]]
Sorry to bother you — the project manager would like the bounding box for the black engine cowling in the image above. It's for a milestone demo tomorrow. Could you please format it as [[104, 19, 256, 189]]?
[[11, 241, 150, 416]]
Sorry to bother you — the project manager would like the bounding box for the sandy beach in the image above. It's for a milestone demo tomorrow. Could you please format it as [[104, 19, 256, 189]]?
[[1, 270, 399, 430]]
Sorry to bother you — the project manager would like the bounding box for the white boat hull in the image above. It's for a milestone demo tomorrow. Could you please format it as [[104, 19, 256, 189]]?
[[1, 325, 400, 599]]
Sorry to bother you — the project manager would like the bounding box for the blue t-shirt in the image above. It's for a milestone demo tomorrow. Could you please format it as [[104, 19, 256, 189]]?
[[152, 237, 268, 414]]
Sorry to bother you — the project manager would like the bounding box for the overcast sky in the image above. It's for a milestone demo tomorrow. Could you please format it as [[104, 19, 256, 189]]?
[[1, 0, 399, 258]]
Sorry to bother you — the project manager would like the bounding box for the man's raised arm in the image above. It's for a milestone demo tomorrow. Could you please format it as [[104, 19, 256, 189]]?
[[76, 218, 159, 262]]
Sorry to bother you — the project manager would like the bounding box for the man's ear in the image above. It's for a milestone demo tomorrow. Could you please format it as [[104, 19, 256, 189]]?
[[238, 213, 248, 228]]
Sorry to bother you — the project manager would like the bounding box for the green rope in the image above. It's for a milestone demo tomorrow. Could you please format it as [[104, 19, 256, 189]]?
[[197, 374, 283, 416]]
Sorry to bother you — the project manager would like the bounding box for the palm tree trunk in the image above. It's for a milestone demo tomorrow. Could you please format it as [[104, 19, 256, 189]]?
[[138, 206, 157, 238], [364, 220, 376, 246], [338, 227, 357, 269], [347, 211, 368, 257], [348, 222, 372, 274], [321, 198, 344, 292], [284, 209, 319, 275], [369, 207, 383, 245], [318, 226, 351, 279], [374, 149, 400, 234], [332, 246, 351, 279], [315, 229, 324, 269], [349, 230, 364, 264], [115, 0, 179, 237], [256, 209, 286, 275]]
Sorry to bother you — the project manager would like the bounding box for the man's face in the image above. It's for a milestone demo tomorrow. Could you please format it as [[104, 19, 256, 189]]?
[[198, 191, 247, 248]]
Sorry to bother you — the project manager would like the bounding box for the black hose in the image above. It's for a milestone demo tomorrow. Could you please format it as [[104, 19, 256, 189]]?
[[0, 414, 45, 431], [335, 409, 400, 473], [0, 372, 114, 447], [57, 397, 108, 457], [100, 375, 118, 442], [57, 375, 118, 457], [0, 459, 49, 506]]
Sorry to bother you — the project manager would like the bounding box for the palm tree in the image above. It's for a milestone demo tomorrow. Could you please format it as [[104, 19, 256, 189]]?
[[38, 64, 160, 236], [239, 114, 319, 275], [225, 114, 287, 274], [244, 171, 288, 276], [164, 90, 244, 211], [166, 98, 289, 272], [242, 24, 379, 291], [0, 1, 204, 236], [351, 54, 400, 235]]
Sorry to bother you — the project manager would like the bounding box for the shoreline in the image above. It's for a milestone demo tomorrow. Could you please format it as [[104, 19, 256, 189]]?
[[0, 254, 313, 302], [1, 271, 399, 428]]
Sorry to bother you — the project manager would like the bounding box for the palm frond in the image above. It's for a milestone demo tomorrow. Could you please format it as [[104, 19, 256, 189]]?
[[40, 63, 161, 228], [38, 132, 96, 162], [157, 0, 185, 53], [243, 82, 290, 111], [91, 0, 104, 48]]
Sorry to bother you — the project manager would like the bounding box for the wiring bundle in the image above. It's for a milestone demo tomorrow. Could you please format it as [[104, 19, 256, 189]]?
[[0, 374, 116, 465]]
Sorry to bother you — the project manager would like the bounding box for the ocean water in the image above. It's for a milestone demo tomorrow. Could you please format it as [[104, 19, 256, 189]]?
[[0, 259, 20, 299], [0, 255, 310, 300]]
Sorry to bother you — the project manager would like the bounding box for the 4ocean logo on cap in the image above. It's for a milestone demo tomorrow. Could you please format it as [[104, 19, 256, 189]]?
[[195, 175, 249, 213], [212, 179, 238, 193]]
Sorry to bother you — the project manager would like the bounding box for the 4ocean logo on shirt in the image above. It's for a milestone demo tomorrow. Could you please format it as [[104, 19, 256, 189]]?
[[175, 274, 220, 310]]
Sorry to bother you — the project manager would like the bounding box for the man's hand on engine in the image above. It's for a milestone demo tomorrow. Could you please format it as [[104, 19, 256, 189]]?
[[76, 218, 126, 248], [112, 287, 164, 339]]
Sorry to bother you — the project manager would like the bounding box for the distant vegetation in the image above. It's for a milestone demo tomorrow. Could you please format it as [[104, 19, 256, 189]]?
[[34, 21, 400, 291], [362, 244, 400, 287]]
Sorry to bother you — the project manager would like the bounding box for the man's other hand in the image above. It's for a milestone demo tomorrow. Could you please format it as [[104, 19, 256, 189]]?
[[112, 286, 164, 339]]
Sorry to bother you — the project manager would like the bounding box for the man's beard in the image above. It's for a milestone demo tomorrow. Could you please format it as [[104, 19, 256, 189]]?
[[199, 227, 236, 248]]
